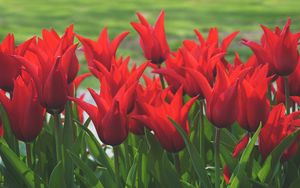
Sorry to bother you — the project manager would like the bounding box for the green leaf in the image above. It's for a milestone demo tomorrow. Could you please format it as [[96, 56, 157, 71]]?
[[169, 117, 213, 188], [229, 124, 261, 188], [258, 129, 300, 183], [63, 101, 74, 187], [67, 150, 104, 188], [160, 152, 183, 188], [49, 161, 66, 188], [0, 138, 44, 188]]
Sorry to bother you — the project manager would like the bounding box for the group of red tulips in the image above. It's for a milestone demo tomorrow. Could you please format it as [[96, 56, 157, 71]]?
[[1, 10, 300, 188]]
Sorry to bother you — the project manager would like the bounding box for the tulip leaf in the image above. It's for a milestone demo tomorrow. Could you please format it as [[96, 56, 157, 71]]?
[[160, 152, 183, 188], [75, 122, 117, 187], [0, 138, 44, 188], [67, 150, 104, 188], [49, 161, 66, 188], [258, 129, 300, 183], [169, 117, 213, 188], [63, 101, 74, 187], [229, 124, 261, 188]]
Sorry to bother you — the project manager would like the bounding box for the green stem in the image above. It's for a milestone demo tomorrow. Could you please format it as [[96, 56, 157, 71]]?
[[26, 143, 32, 168], [199, 99, 205, 162], [284, 76, 290, 114], [113, 146, 121, 187], [157, 64, 166, 89], [174, 153, 181, 174], [53, 113, 62, 162], [214, 128, 221, 188]]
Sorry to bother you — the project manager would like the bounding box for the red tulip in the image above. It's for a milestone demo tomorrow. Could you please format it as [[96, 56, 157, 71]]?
[[193, 63, 242, 128], [237, 65, 271, 132], [129, 75, 163, 135], [259, 104, 299, 160], [243, 18, 299, 76], [223, 165, 231, 185], [133, 87, 197, 152], [192, 28, 239, 69], [71, 59, 147, 145], [0, 77, 45, 142], [14, 26, 79, 113], [276, 59, 300, 104], [77, 28, 129, 74], [131, 10, 170, 64], [71, 80, 138, 146], [0, 34, 34, 92], [154, 47, 222, 97], [232, 134, 249, 158]]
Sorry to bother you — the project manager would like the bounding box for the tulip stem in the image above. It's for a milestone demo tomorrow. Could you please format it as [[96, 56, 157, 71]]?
[[199, 99, 205, 161], [157, 64, 166, 89], [214, 128, 221, 188], [174, 153, 181, 174], [284, 76, 290, 114], [26, 143, 32, 168], [53, 113, 62, 162], [113, 146, 121, 187]]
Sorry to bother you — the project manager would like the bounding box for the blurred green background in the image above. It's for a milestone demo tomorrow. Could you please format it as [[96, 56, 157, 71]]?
[[0, 0, 299, 87]]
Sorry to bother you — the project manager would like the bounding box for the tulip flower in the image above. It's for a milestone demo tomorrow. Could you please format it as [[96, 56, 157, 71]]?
[[71, 59, 147, 145], [133, 87, 197, 152], [237, 65, 271, 132], [154, 47, 222, 97], [223, 165, 231, 185], [242, 18, 300, 76], [276, 60, 300, 104], [191, 28, 239, 69], [0, 77, 45, 142], [259, 104, 299, 160], [77, 28, 129, 74], [14, 26, 79, 113], [192, 63, 242, 128], [0, 34, 34, 92], [131, 10, 170, 64], [71, 80, 138, 146], [129, 75, 163, 135]]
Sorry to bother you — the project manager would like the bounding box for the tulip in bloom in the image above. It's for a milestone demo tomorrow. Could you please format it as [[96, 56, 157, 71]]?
[[192, 63, 242, 128], [133, 87, 197, 152], [0, 77, 45, 142], [71, 80, 138, 146], [243, 18, 299, 76], [276, 60, 300, 104], [71, 59, 147, 145], [131, 10, 170, 64], [77, 28, 129, 74], [129, 75, 163, 135], [237, 65, 271, 132], [14, 26, 79, 113], [259, 104, 299, 160], [0, 34, 34, 92]]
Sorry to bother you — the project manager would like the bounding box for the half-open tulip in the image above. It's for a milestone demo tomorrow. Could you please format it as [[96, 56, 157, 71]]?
[[192, 63, 242, 128], [237, 65, 271, 132], [77, 28, 129, 74], [259, 104, 299, 160], [131, 10, 170, 64], [133, 87, 197, 152], [71, 80, 138, 146], [14, 26, 79, 113], [0, 34, 34, 92], [0, 77, 45, 142], [243, 18, 299, 76]]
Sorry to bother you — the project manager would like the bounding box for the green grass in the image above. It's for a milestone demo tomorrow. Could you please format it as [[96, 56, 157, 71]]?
[[1, 0, 300, 87]]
